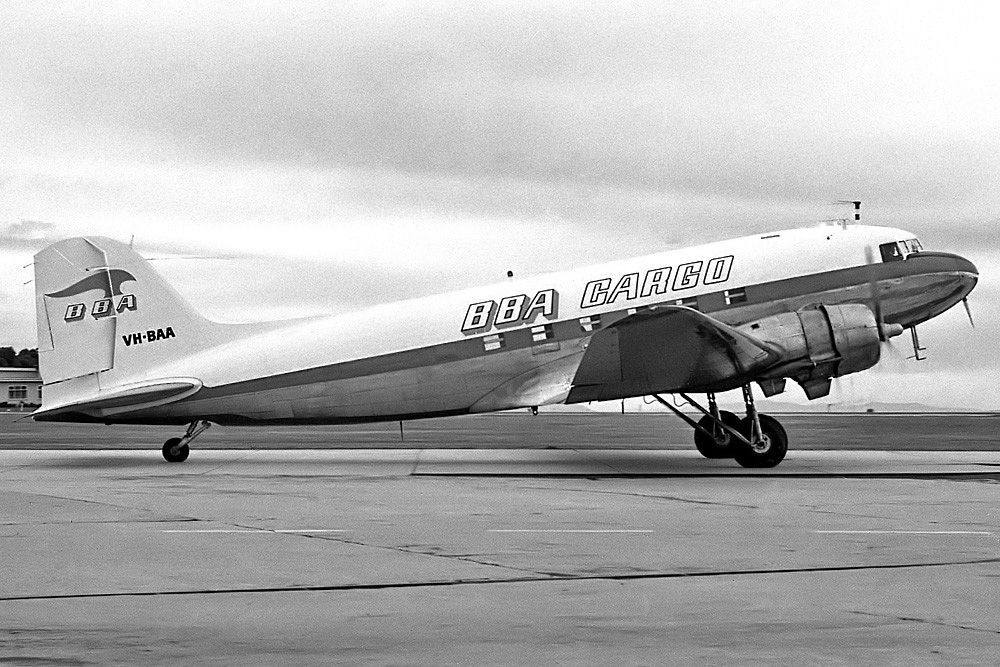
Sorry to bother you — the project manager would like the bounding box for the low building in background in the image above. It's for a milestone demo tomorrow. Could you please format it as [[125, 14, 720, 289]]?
[[1, 367, 42, 409]]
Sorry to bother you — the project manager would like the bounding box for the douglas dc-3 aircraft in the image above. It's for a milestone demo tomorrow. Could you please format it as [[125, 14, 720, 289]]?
[[31, 224, 977, 467]]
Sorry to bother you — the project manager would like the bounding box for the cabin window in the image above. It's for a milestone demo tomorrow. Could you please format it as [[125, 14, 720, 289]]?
[[8, 385, 27, 400], [530, 324, 554, 342], [483, 333, 505, 352], [724, 288, 747, 305], [579, 315, 601, 332]]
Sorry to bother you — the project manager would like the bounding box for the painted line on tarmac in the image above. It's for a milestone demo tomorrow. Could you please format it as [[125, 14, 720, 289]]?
[[815, 530, 992, 535], [488, 529, 653, 534]]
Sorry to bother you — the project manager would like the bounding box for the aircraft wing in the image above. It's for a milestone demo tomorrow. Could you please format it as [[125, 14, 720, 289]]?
[[567, 306, 781, 403]]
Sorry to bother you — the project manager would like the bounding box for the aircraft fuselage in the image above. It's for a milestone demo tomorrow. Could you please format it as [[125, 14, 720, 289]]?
[[40, 224, 973, 426]]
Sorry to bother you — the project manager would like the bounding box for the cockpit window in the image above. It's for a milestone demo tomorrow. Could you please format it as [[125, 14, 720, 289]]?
[[879, 242, 904, 262], [901, 238, 923, 255], [880, 238, 923, 262]]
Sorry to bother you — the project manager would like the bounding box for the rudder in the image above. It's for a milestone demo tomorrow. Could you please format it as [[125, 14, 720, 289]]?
[[34, 237, 216, 386]]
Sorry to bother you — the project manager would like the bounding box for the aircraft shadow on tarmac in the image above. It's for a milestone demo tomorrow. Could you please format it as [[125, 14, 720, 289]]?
[[24, 453, 172, 470], [12, 449, 1000, 481]]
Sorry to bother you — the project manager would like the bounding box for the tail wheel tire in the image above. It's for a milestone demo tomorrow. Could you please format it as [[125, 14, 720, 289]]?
[[733, 414, 788, 468], [162, 437, 190, 463], [694, 410, 742, 458]]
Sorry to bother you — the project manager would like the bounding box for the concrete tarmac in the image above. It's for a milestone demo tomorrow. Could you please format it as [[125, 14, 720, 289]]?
[[2, 445, 1000, 664], [4, 411, 1000, 450]]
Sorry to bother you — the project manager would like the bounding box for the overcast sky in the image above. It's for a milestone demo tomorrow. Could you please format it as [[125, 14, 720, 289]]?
[[1, 1, 997, 408]]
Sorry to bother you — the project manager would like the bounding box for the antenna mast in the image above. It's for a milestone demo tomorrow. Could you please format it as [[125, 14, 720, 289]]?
[[835, 200, 861, 229]]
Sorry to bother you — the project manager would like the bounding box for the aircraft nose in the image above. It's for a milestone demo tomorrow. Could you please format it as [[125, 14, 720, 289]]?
[[912, 251, 978, 280], [954, 253, 978, 278], [936, 251, 978, 294], [945, 252, 979, 295], [885, 250, 979, 328]]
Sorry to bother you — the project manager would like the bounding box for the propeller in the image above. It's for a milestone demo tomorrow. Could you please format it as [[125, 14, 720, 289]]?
[[825, 245, 905, 409], [826, 237, 930, 408]]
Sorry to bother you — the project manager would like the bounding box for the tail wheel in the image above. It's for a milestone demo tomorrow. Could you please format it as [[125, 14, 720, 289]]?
[[694, 410, 742, 458], [733, 414, 788, 468], [162, 437, 190, 463]]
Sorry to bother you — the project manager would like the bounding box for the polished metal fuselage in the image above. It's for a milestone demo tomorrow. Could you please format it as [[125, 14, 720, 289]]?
[[47, 226, 978, 425]]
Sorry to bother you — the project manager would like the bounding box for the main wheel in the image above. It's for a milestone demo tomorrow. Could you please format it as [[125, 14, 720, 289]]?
[[162, 437, 190, 463], [733, 414, 787, 468], [694, 410, 742, 458]]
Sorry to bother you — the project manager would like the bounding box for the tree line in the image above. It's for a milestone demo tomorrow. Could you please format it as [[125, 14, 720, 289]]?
[[1, 348, 38, 368]]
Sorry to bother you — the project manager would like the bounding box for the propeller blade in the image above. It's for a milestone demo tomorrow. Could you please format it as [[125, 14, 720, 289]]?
[[864, 245, 905, 343], [864, 245, 888, 341], [882, 334, 909, 370]]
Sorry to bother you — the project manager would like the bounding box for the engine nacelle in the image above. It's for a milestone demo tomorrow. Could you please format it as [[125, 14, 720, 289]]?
[[738, 304, 888, 399]]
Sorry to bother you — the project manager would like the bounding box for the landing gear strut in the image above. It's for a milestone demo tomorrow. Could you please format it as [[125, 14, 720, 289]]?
[[651, 386, 788, 468], [162, 420, 211, 463], [733, 385, 787, 468], [694, 393, 741, 459]]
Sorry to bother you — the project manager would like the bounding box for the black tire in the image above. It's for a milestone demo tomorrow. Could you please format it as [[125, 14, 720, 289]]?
[[162, 437, 190, 463], [694, 410, 742, 458], [733, 414, 788, 468]]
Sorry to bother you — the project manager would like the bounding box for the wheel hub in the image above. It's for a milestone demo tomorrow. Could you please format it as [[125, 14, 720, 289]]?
[[751, 434, 771, 454]]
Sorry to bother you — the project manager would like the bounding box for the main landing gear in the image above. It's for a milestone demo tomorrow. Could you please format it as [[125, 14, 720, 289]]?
[[652, 386, 788, 468], [162, 420, 211, 463]]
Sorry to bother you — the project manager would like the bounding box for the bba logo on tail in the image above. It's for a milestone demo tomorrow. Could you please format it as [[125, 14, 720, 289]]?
[[46, 269, 138, 322]]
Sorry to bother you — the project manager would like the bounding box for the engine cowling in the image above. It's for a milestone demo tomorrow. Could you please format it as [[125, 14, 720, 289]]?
[[737, 304, 895, 399]]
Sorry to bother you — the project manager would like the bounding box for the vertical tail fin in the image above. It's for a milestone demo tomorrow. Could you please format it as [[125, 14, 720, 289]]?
[[34, 237, 216, 385]]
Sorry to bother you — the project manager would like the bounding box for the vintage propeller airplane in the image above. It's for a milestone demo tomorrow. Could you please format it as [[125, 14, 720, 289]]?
[[31, 223, 977, 467]]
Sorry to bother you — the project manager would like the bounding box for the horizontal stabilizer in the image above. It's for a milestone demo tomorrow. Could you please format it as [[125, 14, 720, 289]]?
[[32, 378, 202, 421]]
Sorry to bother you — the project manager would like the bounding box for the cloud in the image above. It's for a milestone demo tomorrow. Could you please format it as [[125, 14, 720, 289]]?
[[4, 2, 999, 204], [0, 219, 59, 250]]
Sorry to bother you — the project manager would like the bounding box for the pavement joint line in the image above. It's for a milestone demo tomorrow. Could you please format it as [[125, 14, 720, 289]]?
[[849, 610, 1000, 636], [0, 518, 195, 527], [488, 529, 654, 533], [412, 471, 1000, 479], [5, 490, 202, 524], [212, 521, 553, 578], [549, 486, 760, 509], [566, 447, 625, 475], [272, 529, 347, 533], [171, 528, 349, 533], [5, 556, 1000, 603], [194, 450, 253, 476], [408, 448, 424, 476]]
